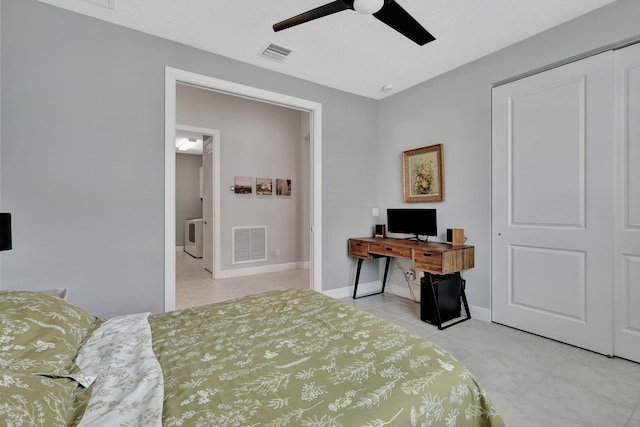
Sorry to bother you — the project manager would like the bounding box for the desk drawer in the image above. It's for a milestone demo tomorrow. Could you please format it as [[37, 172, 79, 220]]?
[[413, 250, 443, 273], [368, 242, 412, 259], [348, 240, 370, 258]]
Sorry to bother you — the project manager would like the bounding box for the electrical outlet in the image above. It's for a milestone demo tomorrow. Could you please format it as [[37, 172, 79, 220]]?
[[274, 248, 280, 257], [405, 270, 415, 281], [411, 270, 422, 284]]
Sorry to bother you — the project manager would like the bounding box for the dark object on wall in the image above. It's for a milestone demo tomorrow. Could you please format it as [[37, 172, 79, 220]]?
[[0, 213, 12, 251], [273, 0, 436, 46], [374, 224, 386, 238], [420, 273, 461, 325]]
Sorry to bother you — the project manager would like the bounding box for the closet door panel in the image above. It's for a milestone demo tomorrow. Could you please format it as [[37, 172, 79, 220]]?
[[614, 42, 640, 363], [510, 79, 584, 227], [492, 51, 614, 355]]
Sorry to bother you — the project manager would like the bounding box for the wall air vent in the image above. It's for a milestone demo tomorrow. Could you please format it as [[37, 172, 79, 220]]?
[[259, 42, 294, 62], [233, 226, 267, 264]]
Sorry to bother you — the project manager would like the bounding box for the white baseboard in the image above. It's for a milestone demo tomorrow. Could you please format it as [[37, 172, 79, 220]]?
[[468, 305, 492, 323], [177, 247, 308, 279], [216, 262, 307, 279], [323, 281, 492, 323], [322, 280, 382, 300]]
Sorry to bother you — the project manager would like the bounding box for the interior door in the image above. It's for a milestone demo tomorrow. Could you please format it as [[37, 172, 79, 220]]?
[[203, 136, 214, 274], [492, 51, 614, 355], [613, 43, 640, 363]]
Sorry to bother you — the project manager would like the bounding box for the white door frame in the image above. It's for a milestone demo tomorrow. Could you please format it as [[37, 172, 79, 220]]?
[[175, 124, 220, 276], [164, 67, 323, 312]]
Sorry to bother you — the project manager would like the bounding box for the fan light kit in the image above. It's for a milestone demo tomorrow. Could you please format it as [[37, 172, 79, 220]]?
[[273, 0, 435, 46], [353, 0, 384, 14]]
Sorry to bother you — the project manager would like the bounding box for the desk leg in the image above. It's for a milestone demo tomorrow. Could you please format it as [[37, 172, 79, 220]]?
[[352, 258, 364, 299], [380, 257, 391, 294], [353, 257, 391, 299]]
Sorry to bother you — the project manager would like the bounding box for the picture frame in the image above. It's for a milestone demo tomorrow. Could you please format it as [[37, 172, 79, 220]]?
[[234, 176, 252, 194], [256, 178, 273, 195], [276, 179, 291, 196], [402, 144, 444, 202]]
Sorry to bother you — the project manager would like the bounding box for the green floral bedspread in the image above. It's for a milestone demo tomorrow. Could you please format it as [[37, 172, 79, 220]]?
[[149, 289, 504, 427]]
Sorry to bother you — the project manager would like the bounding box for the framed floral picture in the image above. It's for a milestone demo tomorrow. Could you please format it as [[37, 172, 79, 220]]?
[[402, 144, 444, 202]]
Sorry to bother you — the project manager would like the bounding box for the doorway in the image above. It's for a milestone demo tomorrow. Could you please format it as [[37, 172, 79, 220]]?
[[174, 124, 220, 277], [164, 68, 323, 312]]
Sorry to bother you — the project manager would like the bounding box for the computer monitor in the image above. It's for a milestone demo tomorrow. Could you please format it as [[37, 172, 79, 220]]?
[[387, 208, 437, 240]]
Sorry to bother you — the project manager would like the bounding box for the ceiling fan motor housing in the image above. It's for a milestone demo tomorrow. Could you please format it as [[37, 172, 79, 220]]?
[[353, 0, 384, 14]]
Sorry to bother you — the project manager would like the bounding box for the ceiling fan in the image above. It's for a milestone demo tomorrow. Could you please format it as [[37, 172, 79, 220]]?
[[273, 0, 435, 46]]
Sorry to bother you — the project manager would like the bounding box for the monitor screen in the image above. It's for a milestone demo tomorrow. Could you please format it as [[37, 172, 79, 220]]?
[[387, 209, 437, 238]]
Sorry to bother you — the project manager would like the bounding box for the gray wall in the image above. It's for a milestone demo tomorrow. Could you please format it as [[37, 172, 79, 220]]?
[[0, 0, 378, 318], [5, 0, 634, 319], [378, 0, 640, 309], [175, 153, 202, 246], [176, 84, 307, 270]]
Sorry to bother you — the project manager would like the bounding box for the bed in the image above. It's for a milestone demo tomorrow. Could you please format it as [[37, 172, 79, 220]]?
[[0, 288, 505, 426]]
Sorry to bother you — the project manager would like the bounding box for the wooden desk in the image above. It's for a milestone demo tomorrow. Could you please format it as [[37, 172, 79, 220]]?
[[348, 237, 475, 329]]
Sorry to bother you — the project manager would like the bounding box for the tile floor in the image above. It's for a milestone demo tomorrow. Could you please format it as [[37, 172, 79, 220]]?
[[176, 251, 640, 426], [343, 294, 640, 427], [175, 249, 310, 309]]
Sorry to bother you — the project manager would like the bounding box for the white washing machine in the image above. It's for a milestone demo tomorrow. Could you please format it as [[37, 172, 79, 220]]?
[[184, 218, 203, 258]]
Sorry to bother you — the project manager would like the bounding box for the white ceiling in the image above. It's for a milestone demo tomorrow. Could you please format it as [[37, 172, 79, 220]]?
[[38, 0, 616, 99]]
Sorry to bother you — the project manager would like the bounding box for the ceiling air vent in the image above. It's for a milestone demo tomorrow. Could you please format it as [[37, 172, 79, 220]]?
[[259, 42, 294, 62]]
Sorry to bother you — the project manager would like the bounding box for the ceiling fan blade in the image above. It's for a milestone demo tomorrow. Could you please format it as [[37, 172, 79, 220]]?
[[373, 0, 435, 46], [273, 0, 353, 32]]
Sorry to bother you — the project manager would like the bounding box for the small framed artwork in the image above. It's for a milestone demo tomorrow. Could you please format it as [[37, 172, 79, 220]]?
[[402, 144, 444, 202], [276, 178, 291, 196], [256, 178, 273, 195], [234, 176, 253, 194]]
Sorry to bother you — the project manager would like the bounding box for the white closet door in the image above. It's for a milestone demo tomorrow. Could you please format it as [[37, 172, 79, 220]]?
[[614, 43, 640, 363], [492, 51, 614, 355]]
